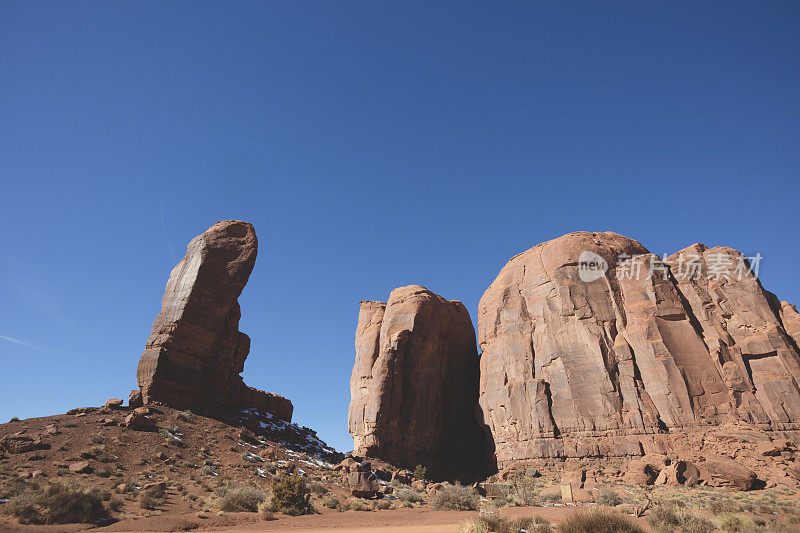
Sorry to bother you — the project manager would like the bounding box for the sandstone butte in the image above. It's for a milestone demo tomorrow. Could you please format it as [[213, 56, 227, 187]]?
[[348, 231, 800, 479], [348, 285, 489, 480], [135, 220, 292, 421]]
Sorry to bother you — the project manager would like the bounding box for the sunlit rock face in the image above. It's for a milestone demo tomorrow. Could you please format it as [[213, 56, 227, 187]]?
[[136, 220, 292, 421], [478, 231, 800, 468]]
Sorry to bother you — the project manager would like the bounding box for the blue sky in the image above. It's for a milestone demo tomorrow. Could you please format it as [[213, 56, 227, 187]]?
[[1, 1, 798, 452]]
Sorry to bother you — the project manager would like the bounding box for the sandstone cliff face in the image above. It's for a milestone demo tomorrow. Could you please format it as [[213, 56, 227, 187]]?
[[348, 285, 488, 480], [478, 231, 800, 467], [136, 221, 292, 421]]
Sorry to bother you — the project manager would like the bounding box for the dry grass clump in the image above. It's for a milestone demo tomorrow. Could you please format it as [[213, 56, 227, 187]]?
[[4, 481, 108, 524], [321, 494, 340, 509], [647, 503, 715, 533], [460, 513, 551, 533], [595, 488, 622, 507], [140, 484, 168, 510], [214, 482, 267, 512], [430, 482, 479, 511], [560, 508, 644, 533], [716, 513, 755, 532]]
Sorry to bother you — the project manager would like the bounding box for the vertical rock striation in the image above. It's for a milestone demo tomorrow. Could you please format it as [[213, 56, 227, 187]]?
[[348, 285, 488, 480], [136, 220, 292, 421], [478, 231, 800, 468]]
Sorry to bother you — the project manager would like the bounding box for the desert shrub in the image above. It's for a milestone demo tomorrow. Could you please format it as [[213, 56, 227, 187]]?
[[413, 464, 428, 480], [139, 483, 167, 510], [270, 475, 312, 516], [509, 476, 539, 506], [647, 504, 716, 533], [707, 497, 740, 515], [595, 489, 622, 507], [538, 489, 561, 503], [176, 411, 194, 423], [321, 494, 340, 509], [459, 518, 490, 533], [308, 481, 328, 495], [508, 516, 550, 533], [430, 482, 479, 511], [201, 465, 216, 476], [375, 498, 392, 510], [108, 497, 124, 512], [63, 421, 77, 428], [5, 482, 108, 524], [159, 427, 184, 447], [258, 499, 275, 520], [9, 417, 19, 422], [90, 434, 106, 444], [397, 488, 423, 503], [463, 514, 550, 533], [349, 499, 371, 511], [241, 452, 262, 463], [214, 482, 266, 512], [559, 508, 644, 533], [717, 513, 755, 532]]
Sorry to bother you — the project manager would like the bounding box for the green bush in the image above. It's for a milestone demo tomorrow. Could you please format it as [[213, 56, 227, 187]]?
[[214, 482, 266, 512], [270, 475, 312, 516], [5, 482, 108, 524], [559, 508, 644, 533], [430, 482, 479, 511], [647, 504, 716, 533], [413, 464, 428, 481], [595, 489, 622, 507]]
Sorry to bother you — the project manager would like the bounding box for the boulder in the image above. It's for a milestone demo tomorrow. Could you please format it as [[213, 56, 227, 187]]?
[[756, 440, 784, 457], [0, 434, 43, 454], [391, 469, 414, 485], [346, 471, 380, 498], [623, 459, 659, 485], [128, 390, 143, 409], [655, 460, 700, 487], [123, 412, 156, 431], [105, 399, 123, 409], [334, 458, 360, 473], [68, 460, 92, 473], [135, 221, 292, 421], [701, 456, 758, 490], [347, 285, 488, 480]]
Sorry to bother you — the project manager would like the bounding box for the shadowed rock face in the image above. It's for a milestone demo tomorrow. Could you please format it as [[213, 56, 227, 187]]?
[[136, 220, 292, 421], [348, 285, 489, 480], [478, 231, 800, 467]]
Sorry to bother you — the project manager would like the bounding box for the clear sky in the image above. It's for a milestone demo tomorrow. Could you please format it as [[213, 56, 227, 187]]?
[[1, 2, 799, 452]]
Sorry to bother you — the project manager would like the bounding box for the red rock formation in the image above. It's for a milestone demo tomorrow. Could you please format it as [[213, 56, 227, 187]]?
[[348, 285, 488, 480], [478, 231, 800, 468], [136, 221, 292, 421]]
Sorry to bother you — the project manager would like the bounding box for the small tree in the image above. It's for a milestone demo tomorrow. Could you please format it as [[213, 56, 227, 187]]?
[[270, 475, 312, 516], [413, 464, 428, 481]]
